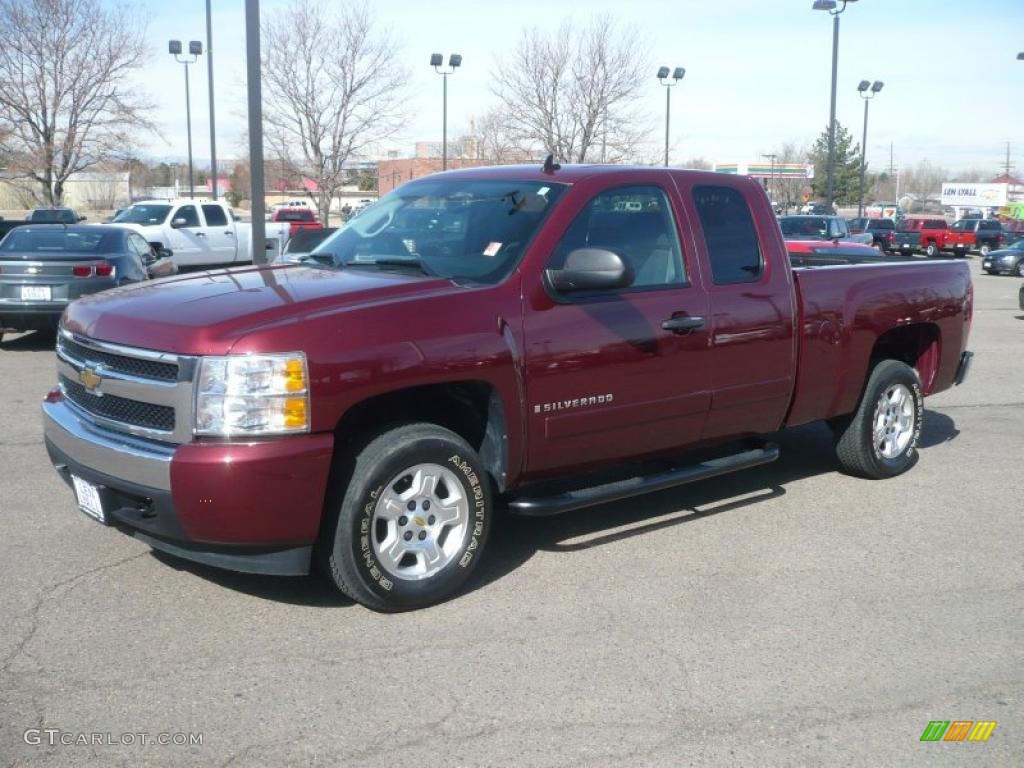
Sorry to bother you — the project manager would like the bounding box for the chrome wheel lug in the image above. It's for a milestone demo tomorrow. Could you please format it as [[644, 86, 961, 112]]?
[[398, 515, 408, 526], [403, 531, 413, 541]]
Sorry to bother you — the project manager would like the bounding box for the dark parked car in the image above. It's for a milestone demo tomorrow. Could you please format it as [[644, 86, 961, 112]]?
[[0, 225, 174, 341], [27, 207, 86, 224], [981, 239, 1024, 276], [778, 215, 851, 241]]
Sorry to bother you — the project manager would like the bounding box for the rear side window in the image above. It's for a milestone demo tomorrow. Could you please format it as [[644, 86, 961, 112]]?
[[202, 205, 228, 227], [692, 185, 762, 284], [872, 219, 895, 230]]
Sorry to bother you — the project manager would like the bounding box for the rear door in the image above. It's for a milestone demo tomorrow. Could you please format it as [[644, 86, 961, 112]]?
[[521, 175, 712, 473], [200, 204, 238, 263], [678, 178, 798, 440]]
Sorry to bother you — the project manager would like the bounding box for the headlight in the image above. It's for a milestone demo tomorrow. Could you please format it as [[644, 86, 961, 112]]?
[[194, 353, 310, 436]]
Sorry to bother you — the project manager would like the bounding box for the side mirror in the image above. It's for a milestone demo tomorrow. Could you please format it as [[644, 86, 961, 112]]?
[[78, 216, 87, 222], [828, 223, 844, 240], [171, 217, 188, 228], [545, 248, 633, 293]]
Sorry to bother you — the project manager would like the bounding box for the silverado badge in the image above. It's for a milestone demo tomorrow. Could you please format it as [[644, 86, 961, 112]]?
[[79, 366, 102, 393]]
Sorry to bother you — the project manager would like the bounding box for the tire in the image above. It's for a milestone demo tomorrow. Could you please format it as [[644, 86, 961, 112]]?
[[1016, 260, 1024, 277], [979, 243, 991, 257], [319, 423, 492, 611], [833, 360, 923, 479], [985, 270, 998, 275], [925, 242, 938, 257]]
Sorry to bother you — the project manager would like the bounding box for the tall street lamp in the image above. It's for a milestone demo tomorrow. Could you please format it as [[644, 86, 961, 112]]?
[[169, 40, 203, 199], [657, 66, 685, 167], [205, 0, 217, 200], [856, 79, 884, 217], [430, 53, 462, 170], [813, 0, 858, 209]]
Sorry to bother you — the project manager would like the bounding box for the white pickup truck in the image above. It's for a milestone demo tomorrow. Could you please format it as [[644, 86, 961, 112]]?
[[110, 200, 289, 268]]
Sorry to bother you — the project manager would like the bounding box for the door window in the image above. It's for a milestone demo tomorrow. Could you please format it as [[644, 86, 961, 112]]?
[[127, 234, 150, 258], [174, 206, 200, 228], [549, 185, 685, 289], [692, 185, 763, 284], [202, 205, 228, 227]]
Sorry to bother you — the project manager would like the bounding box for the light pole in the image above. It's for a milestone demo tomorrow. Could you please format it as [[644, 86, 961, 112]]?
[[205, 0, 217, 200], [430, 53, 462, 170], [813, 0, 858, 209], [762, 152, 778, 209], [657, 66, 685, 167], [168, 40, 202, 199], [856, 79, 884, 217]]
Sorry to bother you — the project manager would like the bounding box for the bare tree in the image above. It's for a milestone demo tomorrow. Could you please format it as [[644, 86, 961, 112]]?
[[0, 0, 153, 205], [261, 1, 407, 224], [768, 141, 812, 213], [491, 16, 651, 163]]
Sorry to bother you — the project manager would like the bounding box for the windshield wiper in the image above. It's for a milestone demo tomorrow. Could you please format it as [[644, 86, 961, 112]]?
[[346, 255, 432, 275], [295, 252, 336, 266]]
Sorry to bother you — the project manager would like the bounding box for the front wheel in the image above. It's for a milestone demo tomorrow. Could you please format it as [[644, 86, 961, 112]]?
[[833, 360, 923, 479], [1016, 260, 1024, 277], [979, 243, 992, 257], [319, 423, 492, 611]]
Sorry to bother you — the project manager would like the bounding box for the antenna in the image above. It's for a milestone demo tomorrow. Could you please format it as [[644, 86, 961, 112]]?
[[542, 154, 561, 174]]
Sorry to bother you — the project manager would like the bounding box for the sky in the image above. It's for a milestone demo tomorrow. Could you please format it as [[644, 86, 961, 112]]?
[[130, 0, 1024, 176]]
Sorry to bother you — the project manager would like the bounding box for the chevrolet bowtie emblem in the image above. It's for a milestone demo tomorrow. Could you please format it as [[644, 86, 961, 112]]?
[[79, 366, 102, 393]]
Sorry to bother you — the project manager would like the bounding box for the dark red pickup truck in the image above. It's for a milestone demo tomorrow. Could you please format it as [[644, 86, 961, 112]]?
[[42, 165, 974, 611]]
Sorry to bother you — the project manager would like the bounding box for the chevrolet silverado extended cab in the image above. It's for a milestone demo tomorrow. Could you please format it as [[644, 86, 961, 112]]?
[[42, 165, 974, 611], [890, 217, 950, 257], [110, 200, 289, 269]]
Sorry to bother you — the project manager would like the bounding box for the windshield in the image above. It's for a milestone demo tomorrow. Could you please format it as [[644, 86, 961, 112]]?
[[310, 179, 566, 282], [113, 204, 172, 225], [0, 228, 110, 253], [779, 216, 829, 238], [28, 209, 75, 223]]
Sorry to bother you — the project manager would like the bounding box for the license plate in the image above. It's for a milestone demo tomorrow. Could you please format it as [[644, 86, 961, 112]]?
[[21, 285, 51, 301], [72, 475, 105, 523], [983, 261, 991, 268]]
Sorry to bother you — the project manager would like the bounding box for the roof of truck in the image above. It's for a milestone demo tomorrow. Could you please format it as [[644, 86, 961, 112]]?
[[421, 164, 747, 185]]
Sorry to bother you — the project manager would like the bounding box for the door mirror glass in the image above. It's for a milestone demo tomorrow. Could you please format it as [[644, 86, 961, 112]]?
[[545, 248, 633, 293]]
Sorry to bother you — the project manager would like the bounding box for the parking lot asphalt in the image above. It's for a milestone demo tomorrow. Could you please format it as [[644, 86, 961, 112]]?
[[1, 266, 1021, 767]]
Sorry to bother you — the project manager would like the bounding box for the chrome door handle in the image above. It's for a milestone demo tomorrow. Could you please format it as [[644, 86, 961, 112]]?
[[195, 232, 206, 238], [224, 231, 234, 236], [662, 315, 705, 334]]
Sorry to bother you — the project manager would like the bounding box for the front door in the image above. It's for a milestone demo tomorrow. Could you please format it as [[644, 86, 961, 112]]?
[[164, 204, 207, 266], [522, 179, 712, 475]]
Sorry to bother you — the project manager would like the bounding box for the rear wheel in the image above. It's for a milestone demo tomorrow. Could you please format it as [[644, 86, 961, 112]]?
[[833, 360, 923, 479], [979, 243, 992, 257], [319, 423, 492, 611], [925, 242, 938, 257]]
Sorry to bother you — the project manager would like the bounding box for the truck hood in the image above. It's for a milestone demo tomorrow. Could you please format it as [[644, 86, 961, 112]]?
[[61, 264, 460, 354]]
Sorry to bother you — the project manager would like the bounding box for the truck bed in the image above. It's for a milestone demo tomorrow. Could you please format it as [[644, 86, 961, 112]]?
[[786, 260, 972, 427]]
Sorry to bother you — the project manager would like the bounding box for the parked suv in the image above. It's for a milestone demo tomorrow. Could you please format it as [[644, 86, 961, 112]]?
[[778, 215, 852, 241], [945, 218, 1005, 256]]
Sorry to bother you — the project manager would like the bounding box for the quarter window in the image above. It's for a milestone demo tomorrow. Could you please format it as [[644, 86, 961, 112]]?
[[549, 186, 685, 289], [692, 185, 762, 284]]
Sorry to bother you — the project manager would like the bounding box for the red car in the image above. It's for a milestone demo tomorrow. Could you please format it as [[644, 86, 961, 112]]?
[[42, 164, 974, 610], [270, 207, 322, 235]]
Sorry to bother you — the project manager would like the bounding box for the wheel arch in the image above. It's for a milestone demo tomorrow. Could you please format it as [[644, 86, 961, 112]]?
[[870, 322, 942, 394], [332, 380, 511, 493]]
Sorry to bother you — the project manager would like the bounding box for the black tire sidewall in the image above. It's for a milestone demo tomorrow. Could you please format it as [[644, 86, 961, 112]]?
[[337, 430, 491, 610], [861, 364, 923, 477]]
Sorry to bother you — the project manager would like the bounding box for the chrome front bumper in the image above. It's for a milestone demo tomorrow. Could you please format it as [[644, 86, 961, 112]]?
[[42, 397, 176, 490]]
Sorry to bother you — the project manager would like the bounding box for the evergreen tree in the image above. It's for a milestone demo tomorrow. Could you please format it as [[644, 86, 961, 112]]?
[[809, 122, 862, 204]]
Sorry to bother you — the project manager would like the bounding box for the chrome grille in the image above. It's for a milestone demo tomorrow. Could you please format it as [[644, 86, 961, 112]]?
[[55, 329, 195, 443], [60, 374, 175, 431], [58, 335, 178, 382]]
